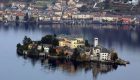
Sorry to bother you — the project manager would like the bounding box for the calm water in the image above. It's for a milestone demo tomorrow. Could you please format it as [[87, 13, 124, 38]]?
[[0, 23, 140, 80]]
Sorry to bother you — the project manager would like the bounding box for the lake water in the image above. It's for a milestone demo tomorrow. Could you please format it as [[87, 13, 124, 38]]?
[[0, 23, 140, 80]]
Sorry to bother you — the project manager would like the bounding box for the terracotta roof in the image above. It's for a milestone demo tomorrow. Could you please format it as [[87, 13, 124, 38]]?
[[15, 12, 25, 16]]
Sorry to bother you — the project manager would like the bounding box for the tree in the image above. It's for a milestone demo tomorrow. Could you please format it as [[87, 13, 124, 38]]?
[[39, 45, 44, 52], [85, 40, 90, 47], [16, 43, 23, 55], [16, 16, 19, 22], [29, 17, 35, 22], [24, 13, 29, 21], [17, 43, 21, 48], [78, 5, 88, 12], [58, 50, 65, 57], [124, 0, 129, 3], [71, 48, 80, 60], [111, 52, 118, 61], [41, 35, 53, 44], [53, 34, 57, 37], [49, 47, 56, 56], [23, 36, 32, 45], [42, 6, 48, 10], [41, 35, 58, 46], [52, 38, 59, 46], [104, 0, 111, 9], [25, 0, 32, 2], [2, 15, 5, 21]]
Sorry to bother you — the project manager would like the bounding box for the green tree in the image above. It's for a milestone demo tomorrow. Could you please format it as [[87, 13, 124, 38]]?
[[52, 38, 59, 46], [17, 43, 21, 48], [78, 5, 88, 12], [71, 48, 80, 60], [104, 0, 111, 9], [23, 36, 32, 45], [111, 52, 118, 61], [2, 15, 5, 21], [41, 45, 44, 52], [41, 35, 58, 46], [24, 13, 29, 21], [85, 40, 90, 47], [53, 34, 57, 37], [124, 0, 129, 3], [16, 43, 23, 55], [49, 47, 56, 56], [16, 16, 19, 22], [41, 35, 53, 44], [29, 17, 35, 22]]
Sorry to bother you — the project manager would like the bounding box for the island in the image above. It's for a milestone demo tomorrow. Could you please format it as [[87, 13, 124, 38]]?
[[16, 34, 130, 65]]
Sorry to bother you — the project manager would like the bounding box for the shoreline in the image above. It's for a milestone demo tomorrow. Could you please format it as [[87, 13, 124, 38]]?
[[1, 20, 140, 26], [17, 49, 130, 65], [43, 55, 130, 65]]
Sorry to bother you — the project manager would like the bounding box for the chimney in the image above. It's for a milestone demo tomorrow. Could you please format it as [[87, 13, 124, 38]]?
[[94, 38, 98, 47]]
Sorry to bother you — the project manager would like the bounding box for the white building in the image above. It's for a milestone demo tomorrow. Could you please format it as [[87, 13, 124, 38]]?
[[94, 38, 98, 47], [113, 0, 139, 5], [98, 0, 105, 3], [99, 49, 111, 61], [92, 38, 111, 61], [43, 45, 50, 53], [128, 0, 139, 5], [92, 47, 111, 61], [37, 45, 42, 51]]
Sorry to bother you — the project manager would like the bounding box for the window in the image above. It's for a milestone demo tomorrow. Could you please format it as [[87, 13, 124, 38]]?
[[97, 53, 99, 57], [96, 49, 100, 53]]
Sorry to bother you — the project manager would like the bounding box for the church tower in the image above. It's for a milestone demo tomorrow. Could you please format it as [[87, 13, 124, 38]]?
[[94, 38, 98, 47]]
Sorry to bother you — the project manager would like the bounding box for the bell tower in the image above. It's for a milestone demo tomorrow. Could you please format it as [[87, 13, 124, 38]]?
[[94, 38, 98, 47]]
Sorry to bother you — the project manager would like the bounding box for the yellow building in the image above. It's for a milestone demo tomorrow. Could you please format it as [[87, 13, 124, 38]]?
[[72, 14, 92, 19], [52, 15, 61, 21], [59, 37, 85, 49]]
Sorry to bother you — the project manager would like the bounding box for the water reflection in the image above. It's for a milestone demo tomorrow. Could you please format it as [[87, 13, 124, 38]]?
[[1, 23, 140, 47], [18, 55, 118, 80]]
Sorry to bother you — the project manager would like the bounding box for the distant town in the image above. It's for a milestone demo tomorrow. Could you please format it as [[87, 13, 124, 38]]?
[[0, 0, 140, 25]]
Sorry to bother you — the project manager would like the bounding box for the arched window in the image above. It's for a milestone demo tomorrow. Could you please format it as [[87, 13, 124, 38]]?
[[96, 49, 100, 53]]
